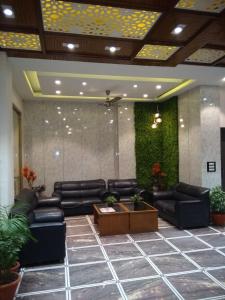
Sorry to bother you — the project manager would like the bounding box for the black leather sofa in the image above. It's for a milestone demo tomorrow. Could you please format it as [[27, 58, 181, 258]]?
[[53, 179, 109, 216], [151, 182, 210, 229], [13, 188, 66, 266], [108, 179, 148, 202]]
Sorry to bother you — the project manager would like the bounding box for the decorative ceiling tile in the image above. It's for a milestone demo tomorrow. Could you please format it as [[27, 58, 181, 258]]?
[[176, 0, 225, 13], [0, 32, 41, 51], [136, 45, 180, 60], [41, 0, 161, 39], [185, 48, 225, 63]]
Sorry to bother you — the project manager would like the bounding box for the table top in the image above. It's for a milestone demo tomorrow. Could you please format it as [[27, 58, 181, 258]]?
[[121, 201, 156, 212]]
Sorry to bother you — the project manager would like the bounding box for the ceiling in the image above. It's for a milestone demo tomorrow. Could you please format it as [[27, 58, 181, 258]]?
[[0, 0, 225, 68]]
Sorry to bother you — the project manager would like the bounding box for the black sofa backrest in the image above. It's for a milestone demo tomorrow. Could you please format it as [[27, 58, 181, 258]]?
[[175, 182, 210, 201], [54, 179, 106, 199], [108, 179, 138, 196]]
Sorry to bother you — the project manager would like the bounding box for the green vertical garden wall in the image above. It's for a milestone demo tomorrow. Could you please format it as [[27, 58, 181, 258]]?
[[134, 96, 178, 188]]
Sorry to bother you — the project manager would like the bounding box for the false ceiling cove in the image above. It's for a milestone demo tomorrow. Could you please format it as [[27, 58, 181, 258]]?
[[0, 0, 224, 67]]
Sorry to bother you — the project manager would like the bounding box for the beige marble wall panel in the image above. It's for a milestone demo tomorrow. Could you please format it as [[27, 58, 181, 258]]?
[[200, 86, 221, 188], [118, 103, 136, 179]]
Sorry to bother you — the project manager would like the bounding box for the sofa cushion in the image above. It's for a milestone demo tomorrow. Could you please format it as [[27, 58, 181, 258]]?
[[155, 200, 176, 214], [33, 207, 64, 223], [176, 182, 209, 198], [61, 200, 83, 208], [54, 179, 106, 191], [108, 179, 137, 189]]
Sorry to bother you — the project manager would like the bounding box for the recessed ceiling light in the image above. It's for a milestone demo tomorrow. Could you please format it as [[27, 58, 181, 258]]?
[[68, 131, 72, 135], [109, 119, 114, 124], [55, 80, 61, 85], [45, 120, 49, 124], [55, 151, 60, 156], [172, 24, 186, 35], [107, 108, 111, 111], [79, 92, 84, 95], [62, 43, 79, 50], [105, 46, 121, 53], [133, 84, 138, 88], [209, 103, 214, 106], [156, 85, 162, 90], [56, 90, 61, 94], [120, 111, 123, 114], [203, 97, 207, 101], [58, 111, 62, 115], [57, 106, 61, 110], [127, 118, 131, 121], [222, 77, 225, 82], [74, 108, 78, 111], [179, 118, 184, 123], [2, 6, 14, 18], [63, 117, 66, 121], [82, 82, 87, 86], [77, 118, 81, 121], [124, 107, 128, 110], [123, 93, 127, 97], [143, 94, 148, 98], [181, 124, 185, 128], [66, 125, 69, 128]]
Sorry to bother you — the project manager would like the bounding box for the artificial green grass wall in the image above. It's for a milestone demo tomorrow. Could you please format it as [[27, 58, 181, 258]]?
[[134, 97, 178, 188]]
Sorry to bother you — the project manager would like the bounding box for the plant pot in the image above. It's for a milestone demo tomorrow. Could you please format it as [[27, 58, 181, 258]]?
[[0, 272, 20, 300], [212, 213, 225, 226], [10, 262, 20, 273], [107, 203, 114, 207]]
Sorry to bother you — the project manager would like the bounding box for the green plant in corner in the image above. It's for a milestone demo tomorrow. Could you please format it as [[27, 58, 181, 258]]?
[[130, 194, 143, 204], [0, 205, 33, 300], [210, 186, 225, 226], [105, 195, 117, 207]]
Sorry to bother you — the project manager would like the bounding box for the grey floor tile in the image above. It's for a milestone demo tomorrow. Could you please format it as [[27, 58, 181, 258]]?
[[66, 225, 93, 236], [70, 284, 122, 300], [99, 234, 130, 245], [168, 236, 210, 252], [68, 246, 105, 264], [67, 234, 98, 248], [150, 253, 197, 274], [121, 278, 178, 300], [158, 218, 173, 228], [186, 249, 225, 268], [66, 218, 89, 226], [219, 247, 225, 254], [168, 272, 225, 299], [137, 240, 177, 256], [187, 227, 218, 235], [208, 268, 225, 285], [104, 243, 142, 260], [198, 234, 225, 247], [17, 291, 66, 300], [112, 258, 157, 280], [159, 227, 191, 238], [129, 232, 160, 241], [212, 226, 225, 233], [18, 268, 65, 294], [69, 263, 113, 286]]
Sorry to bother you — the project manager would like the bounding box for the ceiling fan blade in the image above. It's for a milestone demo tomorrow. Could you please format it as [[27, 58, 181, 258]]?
[[109, 96, 122, 104]]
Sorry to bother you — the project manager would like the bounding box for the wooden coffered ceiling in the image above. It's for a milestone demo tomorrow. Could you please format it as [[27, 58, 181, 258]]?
[[0, 0, 225, 67]]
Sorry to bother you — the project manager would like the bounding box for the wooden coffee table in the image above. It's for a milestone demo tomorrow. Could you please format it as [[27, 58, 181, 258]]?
[[121, 201, 158, 233], [93, 201, 158, 236], [93, 203, 129, 236]]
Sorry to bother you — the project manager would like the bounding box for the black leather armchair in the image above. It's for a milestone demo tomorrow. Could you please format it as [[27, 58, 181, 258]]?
[[13, 189, 66, 266], [53, 179, 109, 216], [108, 179, 148, 202], [151, 182, 210, 229]]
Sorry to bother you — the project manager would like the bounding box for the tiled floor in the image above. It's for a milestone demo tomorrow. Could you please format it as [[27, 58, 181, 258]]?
[[16, 216, 225, 300]]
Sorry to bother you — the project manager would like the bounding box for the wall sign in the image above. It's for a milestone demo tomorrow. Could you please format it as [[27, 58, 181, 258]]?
[[207, 161, 216, 172]]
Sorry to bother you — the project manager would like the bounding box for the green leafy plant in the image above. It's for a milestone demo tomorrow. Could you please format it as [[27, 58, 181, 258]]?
[[105, 195, 117, 206], [210, 186, 225, 213], [0, 205, 32, 285], [130, 194, 143, 204]]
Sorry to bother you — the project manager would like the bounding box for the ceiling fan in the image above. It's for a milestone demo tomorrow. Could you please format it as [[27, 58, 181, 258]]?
[[100, 90, 122, 107]]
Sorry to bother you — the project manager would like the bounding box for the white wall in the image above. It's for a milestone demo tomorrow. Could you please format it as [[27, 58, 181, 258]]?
[[178, 85, 223, 188], [23, 100, 135, 194], [0, 52, 21, 206]]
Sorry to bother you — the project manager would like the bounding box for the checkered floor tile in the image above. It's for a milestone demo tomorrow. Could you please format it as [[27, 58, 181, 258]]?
[[16, 216, 225, 300]]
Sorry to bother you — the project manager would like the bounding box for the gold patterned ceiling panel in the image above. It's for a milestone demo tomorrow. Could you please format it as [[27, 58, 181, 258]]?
[[176, 0, 225, 13], [185, 48, 225, 63], [0, 32, 41, 51], [136, 45, 180, 60], [41, 0, 161, 39]]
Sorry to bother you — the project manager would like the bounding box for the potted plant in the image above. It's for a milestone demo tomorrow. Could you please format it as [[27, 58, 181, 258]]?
[[210, 186, 225, 226], [22, 166, 37, 189], [105, 195, 117, 207], [0, 206, 32, 300], [130, 194, 143, 208]]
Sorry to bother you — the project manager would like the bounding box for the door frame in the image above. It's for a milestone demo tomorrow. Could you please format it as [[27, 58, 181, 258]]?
[[13, 104, 22, 192]]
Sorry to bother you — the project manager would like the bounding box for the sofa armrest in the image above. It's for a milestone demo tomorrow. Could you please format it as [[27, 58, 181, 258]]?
[[37, 197, 61, 208], [32, 207, 64, 223], [151, 190, 174, 201], [99, 190, 111, 201]]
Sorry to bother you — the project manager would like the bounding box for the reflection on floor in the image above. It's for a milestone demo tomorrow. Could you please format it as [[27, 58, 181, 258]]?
[[16, 216, 225, 300]]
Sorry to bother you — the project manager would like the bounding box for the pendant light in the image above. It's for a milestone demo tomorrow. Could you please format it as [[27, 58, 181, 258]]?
[[152, 106, 162, 129]]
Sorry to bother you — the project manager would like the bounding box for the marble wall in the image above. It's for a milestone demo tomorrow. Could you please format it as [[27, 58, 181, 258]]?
[[23, 101, 135, 194], [178, 86, 222, 188]]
